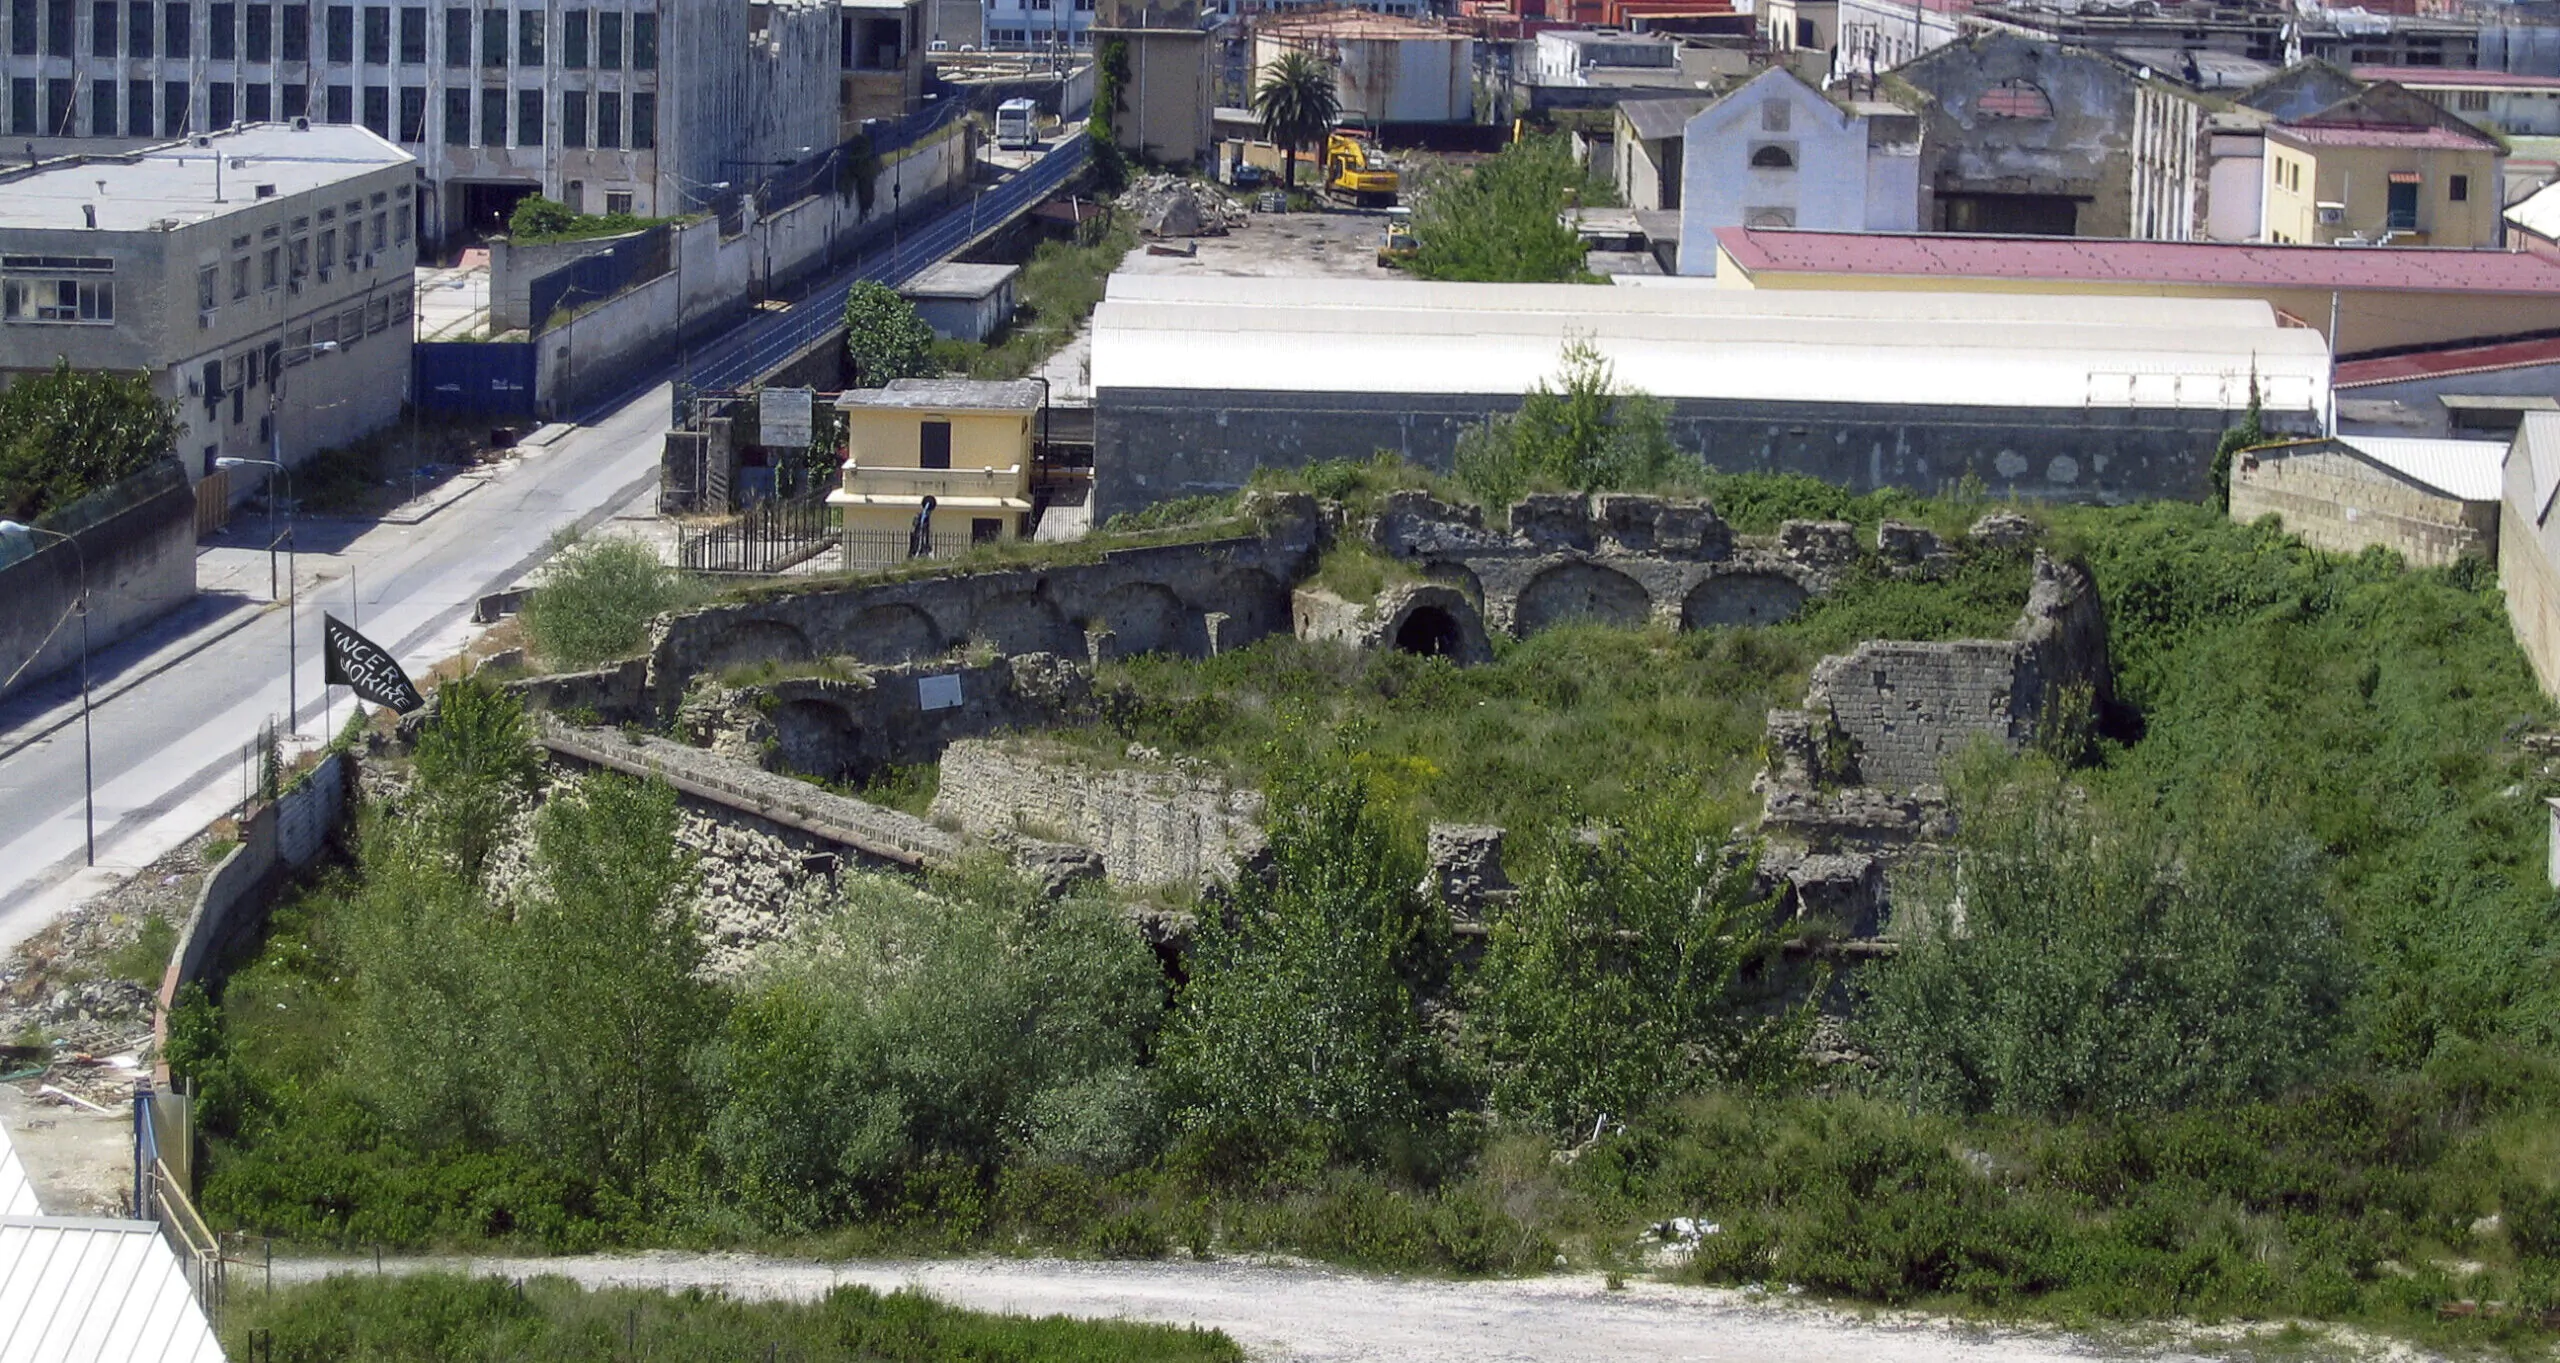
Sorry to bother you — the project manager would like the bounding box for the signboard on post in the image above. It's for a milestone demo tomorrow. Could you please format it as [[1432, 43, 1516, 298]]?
[[761, 386, 815, 448]]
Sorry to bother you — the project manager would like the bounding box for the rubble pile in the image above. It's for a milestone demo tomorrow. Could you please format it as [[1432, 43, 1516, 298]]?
[[1126, 175, 1244, 238]]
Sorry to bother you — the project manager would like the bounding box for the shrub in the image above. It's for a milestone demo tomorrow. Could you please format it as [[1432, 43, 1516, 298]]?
[[0, 361, 179, 522], [843, 280, 938, 387], [1452, 342, 1697, 511], [1407, 135, 1604, 284], [518, 534, 689, 668]]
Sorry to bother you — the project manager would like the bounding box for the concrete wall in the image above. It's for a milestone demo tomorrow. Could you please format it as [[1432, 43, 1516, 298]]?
[[1092, 386, 2262, 520], [1679, 69, 1905, 269], [2229, 443, 2497, 566], [488, 231, 645, 333], [2501, 413, 2560, 700], [1254, 30, 1471, 125], [1899, 33, 2139, 238], [934, 737, 1265, 886], [0, 461, 196, 697]]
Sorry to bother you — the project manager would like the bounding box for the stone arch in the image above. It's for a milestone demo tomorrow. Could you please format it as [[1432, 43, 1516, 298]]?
[[969, 590, 1082, 657], [1513, 561, 1651, 636], [1379, 582, 1492, 664], [1094, 581, 1207, 658], [1201, 566, 1291, 649], [697, 618, 815, 672], [1423, 560, 1485, 607], [845, 603, 945, 665], [1394, 606, 1464, 658], [1682, 572, 1813, 630], [768, 698, 866, 780]]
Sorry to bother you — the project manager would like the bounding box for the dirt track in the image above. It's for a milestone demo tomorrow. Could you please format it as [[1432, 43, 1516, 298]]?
[[266, 1251, 2269, 1361]]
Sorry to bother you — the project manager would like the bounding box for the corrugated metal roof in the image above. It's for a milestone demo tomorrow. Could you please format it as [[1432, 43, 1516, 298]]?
[[0, 1219, 223, 1363], [2522, 411, 2560, 524], [1713, 228, 2560, 295], [0, 1133, 38, 1218], [1090, 276, 2330, 414], [1619, 96, 1713, 140], [2340, 436, 2506, 501], [2271, 123, 2499, 150], [2334, 333, 2560, 388]]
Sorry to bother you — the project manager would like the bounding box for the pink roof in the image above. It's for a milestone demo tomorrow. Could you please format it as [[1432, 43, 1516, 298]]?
[[2271, 123, 2498, 151], [1712, 228, 2560, 295], [2335, 334, 2560, 387], [2356, 65, 2560, 90]]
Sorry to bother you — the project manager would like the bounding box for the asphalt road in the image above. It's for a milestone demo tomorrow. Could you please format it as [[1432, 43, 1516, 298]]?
[[0, 390, 667, 949]]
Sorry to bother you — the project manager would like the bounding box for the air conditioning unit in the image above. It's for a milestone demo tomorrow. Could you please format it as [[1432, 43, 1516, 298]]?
[[198, 310, 214, 328], [2316, 202, 2345, 225]]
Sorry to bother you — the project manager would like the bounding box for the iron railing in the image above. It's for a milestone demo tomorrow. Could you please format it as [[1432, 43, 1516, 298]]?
[[678, 497, 838, 574], [843, 526, 986, 574], [146, 1156, 226, 1318]]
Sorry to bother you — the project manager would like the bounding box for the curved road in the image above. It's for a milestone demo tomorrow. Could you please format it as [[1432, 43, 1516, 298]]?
[[265, 1252, 2238, 1362]]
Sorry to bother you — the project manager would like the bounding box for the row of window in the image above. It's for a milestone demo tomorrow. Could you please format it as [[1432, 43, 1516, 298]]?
[[6, 71, 650, 143], [193, 284, 409, 445], [194, 189, 411, 317], [3, 2, 654, 69]]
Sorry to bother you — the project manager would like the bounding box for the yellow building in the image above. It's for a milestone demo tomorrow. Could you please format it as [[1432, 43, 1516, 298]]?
[[2261, 84, 2504, 247], [829, 378, 1040, 556]]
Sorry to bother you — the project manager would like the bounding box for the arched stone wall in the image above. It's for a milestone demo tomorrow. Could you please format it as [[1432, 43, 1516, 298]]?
[[769, 697, 866, 780], [844, 603, 946, 664], [1514, 562, 1652, 635], [1683, 572, 1814, 629]]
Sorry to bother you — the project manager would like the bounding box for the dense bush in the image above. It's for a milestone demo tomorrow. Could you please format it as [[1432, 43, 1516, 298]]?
[[1407, 135, 1607, 283], [0, 361, 180, 522], [1451, 341, 1698, 511], [518, 534, 694, 668]]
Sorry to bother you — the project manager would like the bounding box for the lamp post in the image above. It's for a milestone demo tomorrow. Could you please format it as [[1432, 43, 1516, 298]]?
[[0, 519, 92, 866], [666, 175, 733, 394], [216, 456, 298, 735]]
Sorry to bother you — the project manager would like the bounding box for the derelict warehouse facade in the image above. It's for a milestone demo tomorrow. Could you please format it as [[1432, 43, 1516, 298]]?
[[1085, 276, 2333, 522]]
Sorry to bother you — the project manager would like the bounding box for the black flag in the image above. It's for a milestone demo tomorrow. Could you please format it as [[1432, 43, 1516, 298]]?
[[323, 614, 425, 713]]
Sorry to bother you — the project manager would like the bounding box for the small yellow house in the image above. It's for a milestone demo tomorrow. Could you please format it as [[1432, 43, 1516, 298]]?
[[828, 378, 1040, 555], [2262, 83, 2504, 247]]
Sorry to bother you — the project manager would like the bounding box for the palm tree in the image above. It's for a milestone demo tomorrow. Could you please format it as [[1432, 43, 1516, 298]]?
[[1253, 50, 1340, 191]]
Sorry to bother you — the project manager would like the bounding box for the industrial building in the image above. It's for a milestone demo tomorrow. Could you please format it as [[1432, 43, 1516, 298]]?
[[1250, 10, 1473, 127], [1088, 275, 2328, 520], [0, 121, 415, 493], [0, 0, 862, 244]]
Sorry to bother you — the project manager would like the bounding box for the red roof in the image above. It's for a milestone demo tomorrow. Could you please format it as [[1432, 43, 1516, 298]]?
[[2355, 65, 2560, 90], [2272, 123, 2498, 151], [2334, 334, 2560, 387], [1711, 228, 2560, 295]]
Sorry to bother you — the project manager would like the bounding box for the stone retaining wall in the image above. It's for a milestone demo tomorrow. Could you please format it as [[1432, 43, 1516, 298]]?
[[932, 739, 1267, 889]]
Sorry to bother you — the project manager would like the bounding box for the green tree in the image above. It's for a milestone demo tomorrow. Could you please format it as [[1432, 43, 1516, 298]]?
[[843, 280, 939, 388], [701, 862, 1163, 1229], [409, 675, 542, 884], [1160, 753, 1460, 1172], [0, 360, 180, 522], [507, 196, 578, 238], [1252, 50, 1339, 190], [1089, 37, 1132, 192], [1476, 802, 1798, 1136], [1859, 756, 2353, 1117], [2207, 369, 2266, 510], [1453, 340, 1693, 511], [517, 533, 690, 669], [1407, 135, 1597, 283]]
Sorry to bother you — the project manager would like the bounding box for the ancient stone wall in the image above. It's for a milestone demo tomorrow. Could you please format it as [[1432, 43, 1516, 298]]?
[[932, 739, 1268, 889], [2230, 443, 2497, 568]]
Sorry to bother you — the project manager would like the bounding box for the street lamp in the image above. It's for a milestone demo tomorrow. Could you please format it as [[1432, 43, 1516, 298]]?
[[214, 456, 298, 736], [665, 175, 731, 397], [0, 519, 93, 866]]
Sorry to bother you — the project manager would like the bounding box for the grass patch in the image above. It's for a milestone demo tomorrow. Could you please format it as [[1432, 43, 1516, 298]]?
[[107, 913, 177, 988], [935, 220, 1138, 381], [223, 1272, 1245, 1362]]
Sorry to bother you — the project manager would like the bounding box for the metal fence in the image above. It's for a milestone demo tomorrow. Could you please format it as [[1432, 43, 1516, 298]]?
[[843, 526, 984, 574], [678, 497, 838, 574]]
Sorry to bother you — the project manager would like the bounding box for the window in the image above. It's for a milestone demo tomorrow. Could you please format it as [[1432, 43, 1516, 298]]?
[[323, 2, 346, 59], [6, 79, 27, 135], [162, 78, 186, 132], [629, 8, 650, 67], [44, 77, 69, 133], [594, 87, 617, 146], [127, 79, 150, 135], [397, 82, 420, 137], [514, 85, 535, 142], [560, 5, 580, 64], [2458, 89, 2490, 112], [207, 0, 229, 57], [88, 78, 111, 133], [281, 80, 304, 116], [512, 4, 532, 60], [559, 86, 583, 144], [477, 82, 501, 143], [367, 295, 387, 332], [440, 83, 466, 140], [443, 2, 466, 63], [1750, 142, 1794, 170], [2452, 173, 2470, 202], [197, 263, 217, 311], [919, 420, 952, 469], [205, 79, 228, 126], [1979, 78, 2052, 119], [127, 0, 148, 55], [593, 7, 615, 65], [393, 204, 407, 242], [316, 226, 333, 276], [260, 244, 277, 288], [477, 1, 500, 62], [370, 209, 384, 249], [1761, 98, 1789, 131], [361, 1, 382, 60], [44, 0, 67, 54], [287, 232, 306, 281], [281, 1, 303, 57], [324, 80, 348, 121], [343, 220, 358, 264], [245, 80, 267, 118], [2387, 177, 2419, 231], [337, 304, 359, 337], [163, 0, 187, 57], [628, 89, 650, 147], [396, 2, 418, 58], [90, 0, 113, 55], [244, 0, 266, 57], [361, 81, 384, 134], [229, 255, 248, 300], [311, 312, 335, 344], [604, 189, 630, 214], [4, 274, 115, 323]]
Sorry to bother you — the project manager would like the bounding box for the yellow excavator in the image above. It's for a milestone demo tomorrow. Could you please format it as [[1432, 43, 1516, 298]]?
[[1324, 129, 1400, 207]]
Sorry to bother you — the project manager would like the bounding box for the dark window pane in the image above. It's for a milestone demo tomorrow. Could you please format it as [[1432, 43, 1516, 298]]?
[[559, 5, 580, 65], [90, 0, 113, 57], [127, 77, 151, 134], [396, 2, 417, 59], [163, 0, 187, 57], [629, 8, 650, 67], [511, 3, 532, 61], [44, 76, 69, 132], [323, 2, 346, 60], [45, 0, 69, 56], [593, 87, 616, 146], [513, 85, 535, 143], [281, 79, 304, 116], [361, 81, 384, 134], [323, 80, 348, 121], [361, 2, 382, 61], [127, 0, 149, 55], [593, 7, 614, 65], [89, 77, 112, 132], [628, 88, 650, 147], [477, 82, 500, 143], [207, 0, 230, 57], [397, 82, 420, 137], [163, 78, 187, 130], [207, 78, 230, 126], [245, 0, 268, 58], [8, 0, 30, 56], [8, 78, 31, 133], [283, 0, 306, 57], [245, 80, 267, 118], [440, 82, 465, 141], [476, 3, 497, 62], [443, 3, 464, 63], [559, 86, 582, 144]]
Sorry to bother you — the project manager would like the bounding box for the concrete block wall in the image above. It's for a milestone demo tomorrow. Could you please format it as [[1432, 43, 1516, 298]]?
[[932, 739, 1266, 888], [2230, 447, 2495, 567]]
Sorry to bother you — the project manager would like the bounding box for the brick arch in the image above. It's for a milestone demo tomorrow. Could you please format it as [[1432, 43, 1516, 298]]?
[[969, 590, 1083, 657], [845, 603, 946, 664], [697, 618, 815, 672], [1094, 581, 1208, 658], [1513, 561, 1651, 636], [1682, 571, 1813, 630]]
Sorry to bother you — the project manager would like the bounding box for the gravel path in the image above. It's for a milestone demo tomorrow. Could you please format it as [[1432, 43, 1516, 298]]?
[[266, 1252, 2251, 1362]]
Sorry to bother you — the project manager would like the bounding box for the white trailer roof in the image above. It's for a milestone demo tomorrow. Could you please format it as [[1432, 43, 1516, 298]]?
[[1091, 276, 2332, 415], [0, 1127, 222, 1363]]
